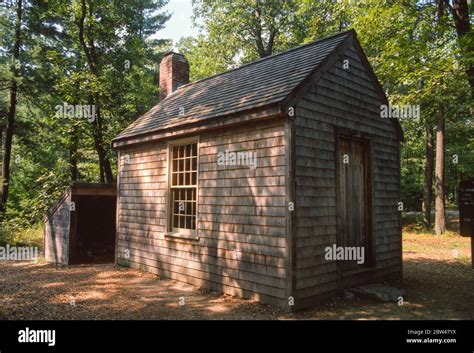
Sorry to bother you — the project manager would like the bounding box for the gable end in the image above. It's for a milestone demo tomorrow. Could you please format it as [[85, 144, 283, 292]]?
[[281, 30, 403, 141]]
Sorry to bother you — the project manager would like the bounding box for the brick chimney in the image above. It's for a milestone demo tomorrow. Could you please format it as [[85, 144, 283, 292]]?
[[159, 52, 189, 101]]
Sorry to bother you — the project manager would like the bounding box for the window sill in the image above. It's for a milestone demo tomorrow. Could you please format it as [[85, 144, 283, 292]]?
[[164, 232, 199, 241]]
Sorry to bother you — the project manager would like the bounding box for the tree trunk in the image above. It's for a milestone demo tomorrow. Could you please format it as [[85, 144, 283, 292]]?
[[422, 124, 434, 227], [434, 109, 446, 235], [78, 0, 114, 183], [69, 123, 79, 181], [88, 96, 112, 183], [0, 0, 22, 217], [253, 5, 275, 58]]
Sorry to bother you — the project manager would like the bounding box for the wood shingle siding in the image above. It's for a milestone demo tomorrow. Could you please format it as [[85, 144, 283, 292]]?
[[44, 189, 71, 264], [293, 44, 401, 307], [116, 118, 288, 307]]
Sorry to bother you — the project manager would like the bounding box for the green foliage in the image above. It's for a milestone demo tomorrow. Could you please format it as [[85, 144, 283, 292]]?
[[177, 35, 234, 81], [0, 0, 472, 228], [0, 0, 171, 225], [0, 221, 43, 247]]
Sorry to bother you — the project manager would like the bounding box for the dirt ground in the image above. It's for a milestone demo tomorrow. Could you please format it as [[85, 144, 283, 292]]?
[[1, 227, 473, 320]]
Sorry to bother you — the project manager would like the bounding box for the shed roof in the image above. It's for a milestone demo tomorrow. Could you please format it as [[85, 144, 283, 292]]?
[[43, 182, 116, 223], [113, 30, 402, 146]]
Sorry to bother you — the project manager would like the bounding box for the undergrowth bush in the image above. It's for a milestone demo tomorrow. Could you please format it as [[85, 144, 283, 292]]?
[[0, 221, 43, 248]]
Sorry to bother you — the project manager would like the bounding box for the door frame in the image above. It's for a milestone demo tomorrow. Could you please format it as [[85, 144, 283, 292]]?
[[335, 127, 375, 293]]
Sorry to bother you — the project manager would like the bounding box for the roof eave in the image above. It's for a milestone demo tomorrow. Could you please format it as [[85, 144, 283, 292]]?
[[112, 103, 284, 149]]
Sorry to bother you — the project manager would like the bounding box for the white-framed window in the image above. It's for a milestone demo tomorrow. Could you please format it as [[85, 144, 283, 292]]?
[[167, 139, 198, 237]]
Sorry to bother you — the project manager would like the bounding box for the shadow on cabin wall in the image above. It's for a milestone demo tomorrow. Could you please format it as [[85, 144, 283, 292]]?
[[117, 120, 287, 308]]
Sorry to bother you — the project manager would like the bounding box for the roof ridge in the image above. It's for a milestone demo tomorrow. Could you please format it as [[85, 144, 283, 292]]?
[[174, 29, 355, 92]]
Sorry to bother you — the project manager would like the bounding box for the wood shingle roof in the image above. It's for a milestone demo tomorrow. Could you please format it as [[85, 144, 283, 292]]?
[[113, 30, 353, 144]]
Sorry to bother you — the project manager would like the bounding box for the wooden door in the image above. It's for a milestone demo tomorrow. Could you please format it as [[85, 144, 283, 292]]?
[[337, 135, 371, 272]]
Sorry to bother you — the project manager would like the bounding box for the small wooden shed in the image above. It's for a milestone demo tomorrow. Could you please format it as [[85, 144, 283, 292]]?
[[44, 182, 116, 265], [112, 30, 403, 311]]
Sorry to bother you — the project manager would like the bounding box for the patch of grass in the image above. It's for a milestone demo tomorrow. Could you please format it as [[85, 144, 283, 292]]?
[[403, 225, 471, 265], [0, 222, 43, 248]]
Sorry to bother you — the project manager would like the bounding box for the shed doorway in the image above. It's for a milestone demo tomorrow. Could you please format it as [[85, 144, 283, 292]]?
[[44, 183, 116, 265], [70, 195, 116, 264], [337, 134, 373, 273]]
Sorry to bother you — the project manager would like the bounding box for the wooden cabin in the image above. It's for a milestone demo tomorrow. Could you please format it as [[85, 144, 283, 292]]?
[[112, 30, 403, 311], [44, 183, 116, 265]]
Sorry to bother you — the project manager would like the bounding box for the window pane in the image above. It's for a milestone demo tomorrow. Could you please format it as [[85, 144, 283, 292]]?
[[192, 157, 197, 171], [185, 158, 190, 172], [173, 201, 179, 214], [186, 144, 191, 157], [192, 144, 197, 156], [186, 201, 192, 214], [173, 215, 178, 228]]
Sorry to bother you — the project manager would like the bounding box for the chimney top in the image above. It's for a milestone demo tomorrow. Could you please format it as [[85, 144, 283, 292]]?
[[159, 52, 189, 101], [162, 51, 186, 58]]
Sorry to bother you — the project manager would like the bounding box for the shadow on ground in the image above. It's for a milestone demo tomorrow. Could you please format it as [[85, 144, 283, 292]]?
[[0, 262, 280, 320], [1, 251, 472, 320]]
